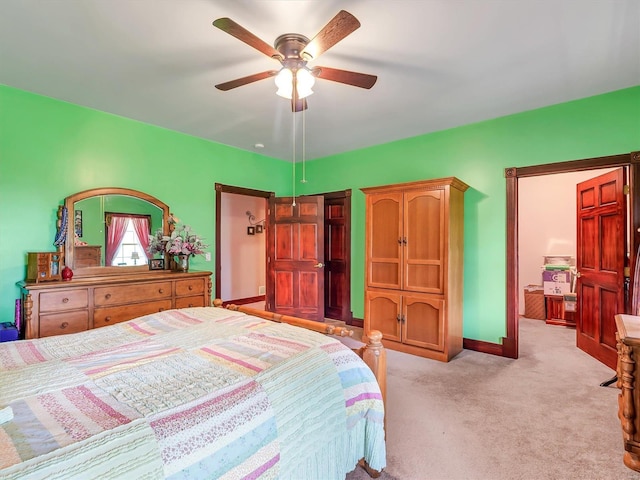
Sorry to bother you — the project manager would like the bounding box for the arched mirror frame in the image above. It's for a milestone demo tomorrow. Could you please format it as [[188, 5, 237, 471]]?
[[63, 187, 170, 277]]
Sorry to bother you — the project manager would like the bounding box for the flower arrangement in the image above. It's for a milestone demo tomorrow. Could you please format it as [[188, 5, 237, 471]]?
[[147, 222, 208, 258]]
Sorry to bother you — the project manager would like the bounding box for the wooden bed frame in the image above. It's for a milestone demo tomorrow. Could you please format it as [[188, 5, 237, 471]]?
[[215, 299, 387, 478]]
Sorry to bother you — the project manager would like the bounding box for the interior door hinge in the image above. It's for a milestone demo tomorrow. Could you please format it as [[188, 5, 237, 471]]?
[[624, 266, 631, 277], [624, 185, 630, 195]]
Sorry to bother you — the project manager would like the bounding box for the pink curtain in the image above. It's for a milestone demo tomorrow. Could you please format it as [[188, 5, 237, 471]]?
[[105, 215, 129, 266], [132, 216, 151, 261]]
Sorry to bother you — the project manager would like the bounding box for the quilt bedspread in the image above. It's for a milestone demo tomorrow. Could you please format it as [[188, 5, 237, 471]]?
[[0, 307, 385, 479]]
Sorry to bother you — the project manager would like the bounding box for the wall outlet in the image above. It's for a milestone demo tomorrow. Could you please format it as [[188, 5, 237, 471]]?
[[205, 252, 211, 262], [258, 285, 266, 295]]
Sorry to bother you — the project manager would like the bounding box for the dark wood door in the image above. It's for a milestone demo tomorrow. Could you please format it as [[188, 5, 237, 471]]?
[[576, 168, 626, 369], [324, 192, 353, 323], [267, 195, 325, 321]]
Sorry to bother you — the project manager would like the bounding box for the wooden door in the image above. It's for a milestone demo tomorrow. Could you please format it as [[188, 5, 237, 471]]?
[[404, 188, 445, 293], [324, 193, 352, 322], [576, 168, 627, 369], [267, 195, 325, 321], [366, 192, 403, 289]]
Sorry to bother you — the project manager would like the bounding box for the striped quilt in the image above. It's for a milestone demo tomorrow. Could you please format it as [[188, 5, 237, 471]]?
[[0, 307, 386, 479]]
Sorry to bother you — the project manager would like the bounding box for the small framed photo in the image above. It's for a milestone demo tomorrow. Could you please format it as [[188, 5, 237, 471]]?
[[247, 226, 255, 235], [149, 258, 165, 270], [256, 224, 263, 234], [74, 210, 83, 237]]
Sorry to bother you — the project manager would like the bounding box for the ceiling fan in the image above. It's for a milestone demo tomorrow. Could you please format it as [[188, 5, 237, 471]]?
[[212, 10, 377, 112]]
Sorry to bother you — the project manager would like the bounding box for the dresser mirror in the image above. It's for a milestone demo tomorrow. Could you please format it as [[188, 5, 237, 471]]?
[[62, 187, 170, 277]]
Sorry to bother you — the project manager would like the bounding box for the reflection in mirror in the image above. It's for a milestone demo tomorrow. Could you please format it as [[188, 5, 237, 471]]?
[[64, 188, 170, 276], [73, 196, 163, 267]]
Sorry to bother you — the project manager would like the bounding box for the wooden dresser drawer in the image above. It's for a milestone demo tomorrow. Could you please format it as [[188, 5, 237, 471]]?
[[175, 295, 205, 309], [94, 299, 172, 328], [176, 278, 205, 297], [94, 281, 172, 306], [39, 311, 89, 337], [39, 289, 88, 313]]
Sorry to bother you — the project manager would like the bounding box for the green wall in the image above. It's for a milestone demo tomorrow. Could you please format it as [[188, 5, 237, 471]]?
[[0, 85, 291, 323], [1, 84, 638, 345], [298, 86, 640, 343]]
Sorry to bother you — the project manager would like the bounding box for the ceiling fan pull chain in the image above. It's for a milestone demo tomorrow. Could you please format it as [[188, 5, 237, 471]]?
[[301, 109, 307, 184], [292, 109, 296, 207]]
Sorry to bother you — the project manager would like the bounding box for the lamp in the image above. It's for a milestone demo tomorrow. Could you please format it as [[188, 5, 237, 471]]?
[[131, 251, 140, 265], [275, 67, 315, 100]]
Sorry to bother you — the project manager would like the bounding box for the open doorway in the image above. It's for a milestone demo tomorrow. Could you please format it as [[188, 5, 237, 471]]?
[[518, 168, 620, 363], [502, 152, 640, 360], [215, 184, 354, 324]]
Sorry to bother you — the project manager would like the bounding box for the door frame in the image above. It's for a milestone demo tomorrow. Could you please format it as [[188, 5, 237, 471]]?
[[214, 184, 274, 301], [214, 184, 353, 320], [495, 151, 640, 359]]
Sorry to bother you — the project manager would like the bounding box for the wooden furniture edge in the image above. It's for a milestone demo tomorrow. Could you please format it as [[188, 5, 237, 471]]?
[[214, 299, 387, 478]]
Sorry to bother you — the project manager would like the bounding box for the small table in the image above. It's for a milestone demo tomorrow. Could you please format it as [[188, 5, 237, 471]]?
[[544, 294, 576, 327]]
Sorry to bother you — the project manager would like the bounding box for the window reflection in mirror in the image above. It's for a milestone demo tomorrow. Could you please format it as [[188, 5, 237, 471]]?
[[73, 195, 163, 267]]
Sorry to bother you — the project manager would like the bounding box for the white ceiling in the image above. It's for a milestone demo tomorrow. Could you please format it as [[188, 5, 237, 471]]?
[[1, 0, 638, 161]]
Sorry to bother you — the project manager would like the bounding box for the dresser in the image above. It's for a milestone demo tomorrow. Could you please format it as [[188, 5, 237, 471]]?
[[19, 270, 212, 339], [615, 313, 640, 472], [362, 177, 468, 362]]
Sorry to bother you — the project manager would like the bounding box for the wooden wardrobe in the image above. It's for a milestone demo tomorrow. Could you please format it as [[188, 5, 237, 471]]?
[[362, 177, 468, 362]]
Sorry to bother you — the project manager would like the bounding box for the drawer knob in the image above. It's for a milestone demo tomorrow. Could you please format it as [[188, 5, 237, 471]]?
[[105, 294, 112, 300], [159, 289, 164, 294], [189, 303, 194, 307], [159, 308, 165, 312], [188, 285, 193, 291], [61, 322, 69, 329], [105, 316, 111, 322], [62, 298, 69, 303]]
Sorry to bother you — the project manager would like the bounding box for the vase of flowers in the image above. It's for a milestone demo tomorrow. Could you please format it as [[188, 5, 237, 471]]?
[[147, 222, 208, 272]]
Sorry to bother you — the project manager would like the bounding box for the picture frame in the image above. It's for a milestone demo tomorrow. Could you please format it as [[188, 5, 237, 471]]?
[[247, 226, 255, 235], [255, 224, 263, 234], [74, 210, 83, 237], [149, 258, 165, 270]]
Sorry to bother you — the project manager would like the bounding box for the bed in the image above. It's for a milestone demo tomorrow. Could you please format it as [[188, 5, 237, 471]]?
[[0, 301, 386, 479]]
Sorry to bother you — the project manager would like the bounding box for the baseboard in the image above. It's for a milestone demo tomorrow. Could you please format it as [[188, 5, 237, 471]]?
[[348, 316, 363, 328], [223, 295, 265, 306], [463, 337, 509, 357]]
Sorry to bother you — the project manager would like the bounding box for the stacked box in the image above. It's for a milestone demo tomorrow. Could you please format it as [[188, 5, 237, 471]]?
[[542, 270, 571, 295]]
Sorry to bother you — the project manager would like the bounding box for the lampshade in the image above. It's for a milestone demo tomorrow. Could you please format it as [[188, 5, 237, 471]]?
[[275, 67, 315, 100], [131, 252, 140, 260]]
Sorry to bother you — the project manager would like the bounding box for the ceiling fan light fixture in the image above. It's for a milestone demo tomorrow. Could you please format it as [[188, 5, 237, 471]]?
[[296, 67, 315, 98], [275, 67, 315, 100], [275, 68, 293, 98]]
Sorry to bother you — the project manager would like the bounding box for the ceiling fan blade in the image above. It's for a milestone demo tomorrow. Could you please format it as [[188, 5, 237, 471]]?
[[292, 97, 308, 112], [215, 70, 279, 91], [312, 66, 377, 89], [301, 10, 360, 60], [213, 18, 283, 60]]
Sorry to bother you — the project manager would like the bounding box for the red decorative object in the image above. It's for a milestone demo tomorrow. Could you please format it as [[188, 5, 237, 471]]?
[[61, 266, 73, 281]]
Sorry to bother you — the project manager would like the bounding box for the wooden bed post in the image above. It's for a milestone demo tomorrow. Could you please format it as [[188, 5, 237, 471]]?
[[357, 330, 387, 405]]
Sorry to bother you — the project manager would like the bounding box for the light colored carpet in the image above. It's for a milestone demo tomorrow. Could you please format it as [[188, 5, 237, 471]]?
[[345, 317, 635, 480]]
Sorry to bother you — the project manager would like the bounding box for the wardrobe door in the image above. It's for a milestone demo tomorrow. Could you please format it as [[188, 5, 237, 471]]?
[[365, 290, 402, 342], [367, 192, 403, 290], [404, 188, 445, 293], [403, 294, 445, 352]]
